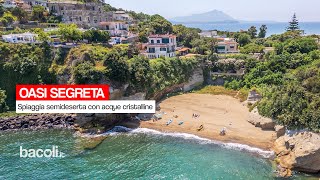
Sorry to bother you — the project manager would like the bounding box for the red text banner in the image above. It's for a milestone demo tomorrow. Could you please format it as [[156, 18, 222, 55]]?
[[16, 85, 110, 101]]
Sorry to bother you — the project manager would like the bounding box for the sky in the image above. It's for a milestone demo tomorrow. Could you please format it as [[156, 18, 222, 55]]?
[[106, 0, 320, 22]]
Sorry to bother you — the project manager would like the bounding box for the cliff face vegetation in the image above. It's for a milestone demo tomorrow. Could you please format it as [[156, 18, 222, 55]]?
[[218, 35, 320, 132], [0, 42, 200, 110]]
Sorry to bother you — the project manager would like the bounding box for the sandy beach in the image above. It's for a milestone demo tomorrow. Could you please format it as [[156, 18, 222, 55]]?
[[136, 93, 277, 150]]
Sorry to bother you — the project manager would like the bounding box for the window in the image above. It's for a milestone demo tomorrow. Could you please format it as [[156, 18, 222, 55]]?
[[151, 40, 154, 43], [230, 46, 235, 49], [79, 17, 82, 21], [149, 48, 155, 53], [157, 40, 160, 43], [162, 38, 169, 43], [160, 48, 166, 51]]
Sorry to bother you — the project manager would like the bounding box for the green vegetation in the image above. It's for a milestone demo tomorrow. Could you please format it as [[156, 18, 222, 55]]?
[[0, 41, 200, 110], [0, 89, 9, 113], [195, 86, 248, 102], [220, 33, 320, 131], [0, 42, 55, 108], [247, 26, 257, 39], [31, 5, 47, 22], [0, 11, 17, 27], [258, 25, 267, 38], [287, 13, 300, 32], [240, 43, 264, 54]]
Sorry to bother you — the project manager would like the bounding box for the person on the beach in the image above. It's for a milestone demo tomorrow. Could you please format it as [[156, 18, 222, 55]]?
[[220, 127, 227, 136]]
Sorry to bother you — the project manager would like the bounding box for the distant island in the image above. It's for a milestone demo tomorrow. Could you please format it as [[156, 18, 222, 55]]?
[[170, 10, 239, 23]]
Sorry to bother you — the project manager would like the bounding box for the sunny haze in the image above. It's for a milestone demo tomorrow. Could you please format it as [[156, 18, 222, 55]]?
[[107, 0, 320, 22]]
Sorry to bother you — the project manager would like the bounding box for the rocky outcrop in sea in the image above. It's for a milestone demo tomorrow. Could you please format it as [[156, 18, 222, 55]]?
[[0, 114, 76, 131], [273, 132, 320, 176]]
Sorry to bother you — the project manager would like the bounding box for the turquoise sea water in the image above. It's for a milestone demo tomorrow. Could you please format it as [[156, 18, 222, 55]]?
[[179, 22, 320, 36], [0, 127, 318, 179]]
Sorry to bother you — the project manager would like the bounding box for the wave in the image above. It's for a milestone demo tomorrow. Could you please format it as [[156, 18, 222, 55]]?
[[129, 127, 274, 158], [79, 126, 275, 158]]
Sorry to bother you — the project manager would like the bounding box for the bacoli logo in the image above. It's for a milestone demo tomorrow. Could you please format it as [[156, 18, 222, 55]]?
[[20, 146, 65, 158], [16, 85, 110, 101]]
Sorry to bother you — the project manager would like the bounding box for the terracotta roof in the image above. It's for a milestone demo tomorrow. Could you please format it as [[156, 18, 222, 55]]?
[[183, 54, 198, 57], [178, 47, 190, 52]]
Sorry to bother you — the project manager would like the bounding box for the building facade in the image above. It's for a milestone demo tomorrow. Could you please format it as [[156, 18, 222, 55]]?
[[2, 32, 38, 43], [113, 11, 133, 22], [216, 38, 239, 54], [23, 0, 47, 8], [99, 21, 129, 36], [47, 1, 112, 28], [143, 34, 177, 59], [1, 0, 18, 8]]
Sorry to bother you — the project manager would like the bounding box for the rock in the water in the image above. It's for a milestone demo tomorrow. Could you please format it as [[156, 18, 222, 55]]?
[[273, 132, 320, 173]]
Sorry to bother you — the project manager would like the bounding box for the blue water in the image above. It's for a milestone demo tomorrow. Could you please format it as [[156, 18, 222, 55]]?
[[0, 128, 318, 179], [179, 22, 320, 36]]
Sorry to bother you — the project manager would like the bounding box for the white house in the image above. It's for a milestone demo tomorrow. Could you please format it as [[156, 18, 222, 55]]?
[[2, 32, 38, 44], [216, 38, 239, 54], [143, 34, 177, 59], [113, 11, 133, 22], [1, 0, 17, 8], [99, 21, 129, 36]]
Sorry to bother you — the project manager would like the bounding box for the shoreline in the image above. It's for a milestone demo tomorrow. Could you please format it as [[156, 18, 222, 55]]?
[[122, 93, 277, 151]]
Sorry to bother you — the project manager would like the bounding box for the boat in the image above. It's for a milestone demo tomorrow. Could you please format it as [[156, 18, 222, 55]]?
[[166, 119, 173, 126]]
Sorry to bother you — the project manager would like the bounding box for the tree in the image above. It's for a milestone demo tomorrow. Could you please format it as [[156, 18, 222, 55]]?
[[247, 26, 257, 38], [240, 43, 265, 54], [149, 14, 173, 34], [173, 24, 201, 47], [238, 33, 251, 46], [258, 25, 267, 38], [31, 5, 47, 22], [11, 7, 28, 24], [58, 23, 83, 42], [103, 51, 130, 83], [190, 37, 217, 55], [129, 56, 151, 90], [0, 89, 9, 113], [83, 29, 110, 43], [0, 12, 17, 27], [0, 5, 5, 17], [73, 61, 103, 84], [287, 13, 300, 32], [33, 28, 50, 42]]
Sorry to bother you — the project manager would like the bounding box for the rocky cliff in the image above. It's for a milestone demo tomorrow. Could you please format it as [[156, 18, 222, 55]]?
[[273, 132, 320, 175]]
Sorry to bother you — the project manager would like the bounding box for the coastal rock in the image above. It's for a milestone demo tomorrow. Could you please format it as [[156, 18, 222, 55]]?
[[273, 132, 320, 173], [274, 125, 286, 138], [248, 107, 276, 130], [0, 114, 76, 131]]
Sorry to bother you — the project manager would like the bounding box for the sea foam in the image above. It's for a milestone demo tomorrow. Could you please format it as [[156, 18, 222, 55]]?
[[104, 126, 275, 158]]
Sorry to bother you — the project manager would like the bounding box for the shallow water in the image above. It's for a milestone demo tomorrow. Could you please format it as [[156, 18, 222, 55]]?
[[0, 128, 318, 179]]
